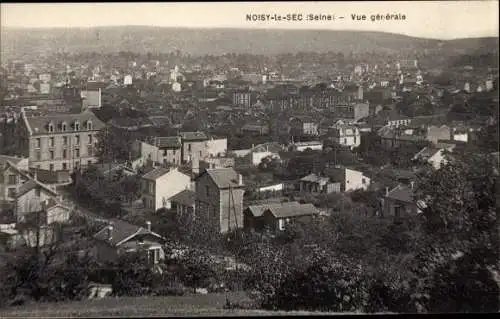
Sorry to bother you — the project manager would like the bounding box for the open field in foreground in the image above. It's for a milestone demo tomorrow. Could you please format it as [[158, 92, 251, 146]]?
[[0, 292, 342, 317]]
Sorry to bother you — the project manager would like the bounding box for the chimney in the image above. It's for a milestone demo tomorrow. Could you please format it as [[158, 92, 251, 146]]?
[[385, 187, 389, 197], [107, 225, 113, 241], [410, 181, 415, 190], [146, 221, 151, 232], [238, 174, 243, 186]]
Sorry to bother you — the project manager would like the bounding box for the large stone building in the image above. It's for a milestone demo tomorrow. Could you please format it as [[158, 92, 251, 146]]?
[[17, 110, 105, 171]]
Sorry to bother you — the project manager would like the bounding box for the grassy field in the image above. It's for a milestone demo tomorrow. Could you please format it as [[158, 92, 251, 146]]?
[[0, 292, 340, 317]]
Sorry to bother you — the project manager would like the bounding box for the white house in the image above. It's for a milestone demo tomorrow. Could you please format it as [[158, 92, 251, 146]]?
[[330, 124, 361, 149], [206, 137, 227, 157], [326, 166, 371, 192], [141, 167, 192, 211]]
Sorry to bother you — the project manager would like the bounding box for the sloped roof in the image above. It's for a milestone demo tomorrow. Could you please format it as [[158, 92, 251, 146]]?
[[24, 112, 105, 136], [156, 136, 182, 149], [386, 185, 414, 203], [142, 166, 173, 181], [264, 202, 319, 219], [15, 179, 58, 198], [414, 147, 441, 160], [93, 219, 159, 247], [300, 173, 330, 184], [169, 189, 196, 206], [179, 131, 208, 141], [0, 155, 26, 167], [202, 168, 244, 189]]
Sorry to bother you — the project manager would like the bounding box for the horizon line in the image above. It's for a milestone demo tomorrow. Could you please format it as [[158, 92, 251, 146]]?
[[1, 25, 498, 41]]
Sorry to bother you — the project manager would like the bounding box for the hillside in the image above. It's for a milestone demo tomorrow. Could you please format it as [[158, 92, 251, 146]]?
[[1, 26, 498, 58]]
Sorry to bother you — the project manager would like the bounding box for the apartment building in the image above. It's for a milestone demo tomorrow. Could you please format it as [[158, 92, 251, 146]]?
[[18, 110, 105, 171]]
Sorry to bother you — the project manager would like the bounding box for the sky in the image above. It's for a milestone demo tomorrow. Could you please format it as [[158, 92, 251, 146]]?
[[1, 1, 498, 40]]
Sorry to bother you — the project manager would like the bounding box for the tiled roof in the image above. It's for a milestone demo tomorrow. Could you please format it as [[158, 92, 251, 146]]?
[[142, 166, 172, 181], [15, 179, 58, 198], [24, 112, 105, 136], [84, 81, 108, 91], [93, 219, 151, 247], [155, 136, 182, 149], [264, 202, 319, 219], [169, 189, 196, 207], [179, 131, 208, 141], [386, 185, 414, 203], [203, 168, 244, 189], [300, 173, 330, 184]]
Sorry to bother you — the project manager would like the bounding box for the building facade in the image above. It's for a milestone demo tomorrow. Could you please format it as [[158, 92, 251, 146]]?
[[18, 110, 105, 171]]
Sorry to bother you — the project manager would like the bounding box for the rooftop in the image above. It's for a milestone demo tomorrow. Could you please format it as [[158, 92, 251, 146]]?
[[142, 166, 173, 181], [24, 111, 105, 136], [202, 168, 244, 189]]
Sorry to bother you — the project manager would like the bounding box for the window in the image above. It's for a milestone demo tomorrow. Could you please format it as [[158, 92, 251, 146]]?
[[75, 135, 80, 145], [88, 134, 93, 144], [35, 138, 41, 148], [344, 138, 347, 144], [187, 144, 191, 152], [63, 149, 68, 159], [87, 145, 93, 156], [75, 148, 80, 157], [7, 188, 16, 198], [354, 135, 357, 144], [362, 178, 366, 184], [62, 163, 67, 170], [7, 174, 17, 185], [74, 121, 80, 131], [199, 151, 202, 157], [35, 188, 41, 197], [278, 219, 285, 231], [35, 150, 41, 161], [48, 123, 54, 132], [87, 121, 93, 130], [49, 164, 54, 171], [49, 137, 55, 147], [63, 136, 68, 146], [50, 150, 54, 159], [62, 122, 67, 131], [149, 182, 154, 194]]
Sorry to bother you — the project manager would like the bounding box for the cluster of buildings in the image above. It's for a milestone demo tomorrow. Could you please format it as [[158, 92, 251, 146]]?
[[0, 51, 497, 266]]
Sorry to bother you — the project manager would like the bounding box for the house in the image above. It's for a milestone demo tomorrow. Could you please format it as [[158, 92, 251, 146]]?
[[243, 201, 319, 233], [324, 166, 371, 192], [194, 168, 245, 233], [169, 189, 196, 218], [141, 166, 192, 211], [412, 147, 449, 169], [131, 137, 182, 167], [0, 160, 32, 203], [18, 110, 105, 172], [93, 219, 166, 264], [329, 124, 361, 149], [15, 178, 66, 224], [299, 173, 340, 194], [81, 81, 107, 109], [289, 116, 319, 137], [206, 136, 227, 158], [383, 184, 422, 218], [179, 131, 209, 163], [0, 155, 29, 171], [291, 141, 323, 152]]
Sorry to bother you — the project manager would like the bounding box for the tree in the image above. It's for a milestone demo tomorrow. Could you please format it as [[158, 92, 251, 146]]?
[[411, 152, 499, 312]]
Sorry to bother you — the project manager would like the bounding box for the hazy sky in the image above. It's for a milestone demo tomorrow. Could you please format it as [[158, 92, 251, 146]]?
[[1, 1, 498, 39]]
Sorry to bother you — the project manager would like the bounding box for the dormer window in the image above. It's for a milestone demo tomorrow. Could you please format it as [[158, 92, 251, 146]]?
[[74, 120, 80, 131], [86, 120, 93, 130], [48, 122, 54, 133], [61, 122, 67, 132]]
